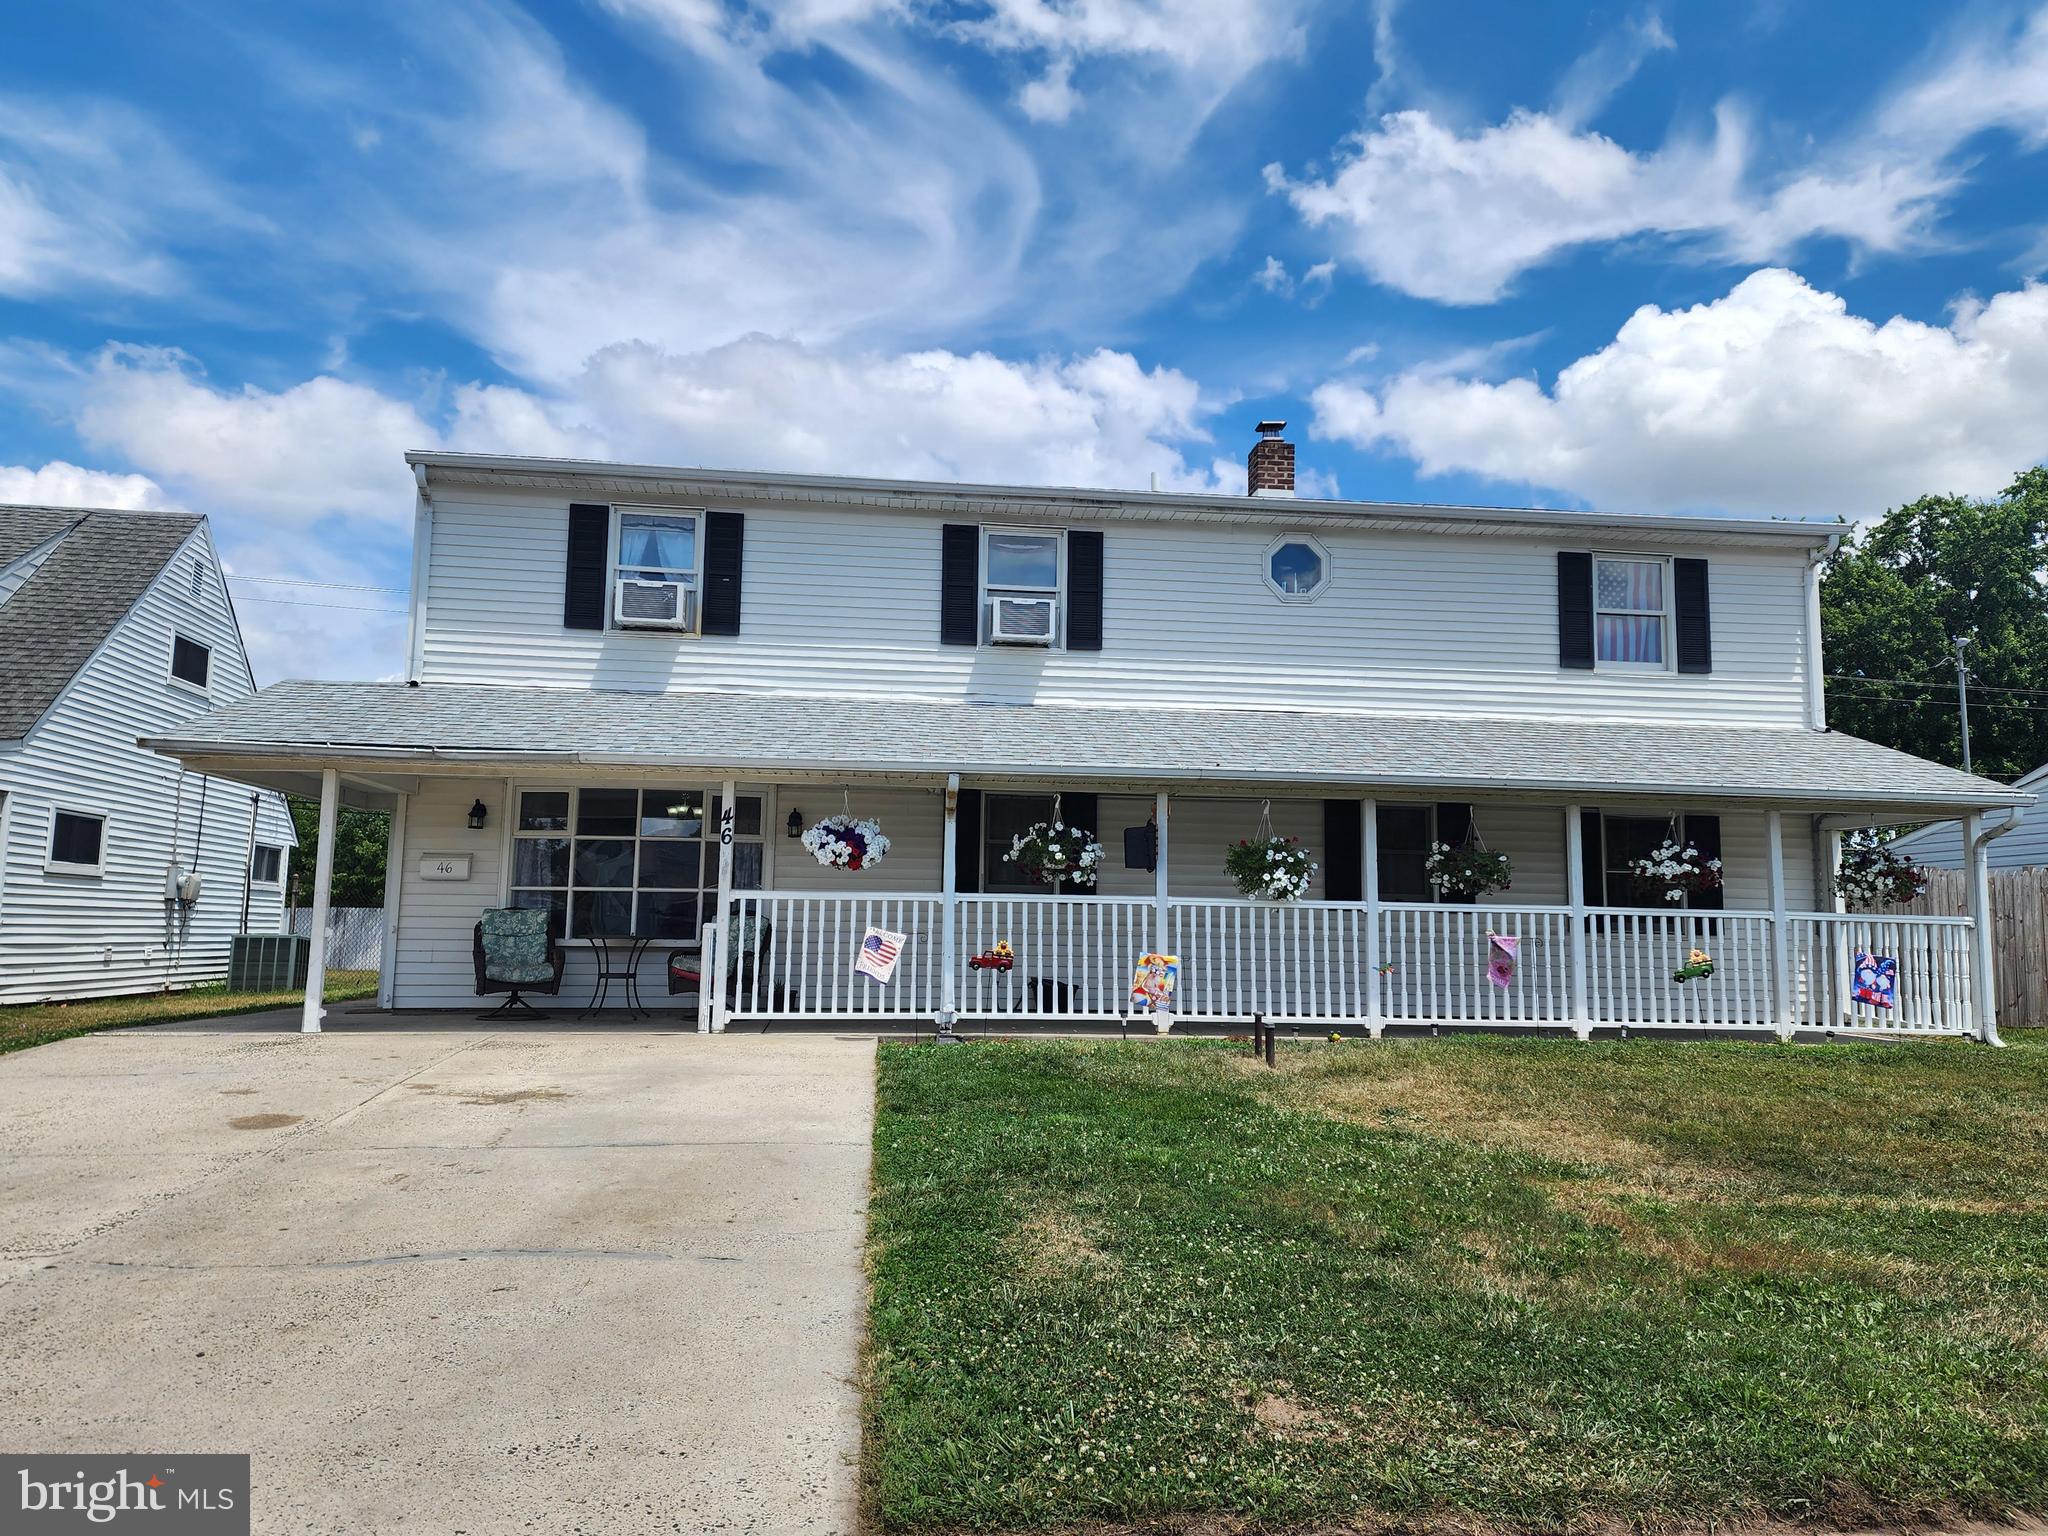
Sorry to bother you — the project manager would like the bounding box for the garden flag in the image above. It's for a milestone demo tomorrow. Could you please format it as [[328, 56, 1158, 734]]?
[[1852, 950, 1897, 1010], [1487, 932, 1517, 990], [1130, 952, 1179, 1013], [855, 926, 906, 984]]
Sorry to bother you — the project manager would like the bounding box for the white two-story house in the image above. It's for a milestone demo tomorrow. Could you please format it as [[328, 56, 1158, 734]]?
[[150, 428, 2030, 1040], [1, 505, 296, 1003]]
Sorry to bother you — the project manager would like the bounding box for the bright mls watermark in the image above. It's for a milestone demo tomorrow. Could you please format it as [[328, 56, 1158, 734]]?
[[4, 1456, 248, 1533]]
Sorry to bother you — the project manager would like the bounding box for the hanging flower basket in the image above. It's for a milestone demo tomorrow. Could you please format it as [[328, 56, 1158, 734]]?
[[1836, 832, 1929, 908], [1005, 821, 1104, 887], [1626, 839, 1722, 904], [1226, 836, 1317, 901], [800, 813, 890, 872], [1425, 841, 1512, 899]]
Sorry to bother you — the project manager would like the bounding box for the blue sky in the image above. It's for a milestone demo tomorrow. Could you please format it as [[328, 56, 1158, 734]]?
[[6, 0, 2048, 681]]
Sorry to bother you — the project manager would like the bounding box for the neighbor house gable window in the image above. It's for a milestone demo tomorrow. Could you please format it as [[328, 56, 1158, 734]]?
[[982, 527, 1063, 645], [48, 809, 105, 874], [509, 786, 763, 940], [611, 508, 701, 632], [1594, 556, 1669, 669], [250, 844, 284, 885], [169, 633, 211, 691]]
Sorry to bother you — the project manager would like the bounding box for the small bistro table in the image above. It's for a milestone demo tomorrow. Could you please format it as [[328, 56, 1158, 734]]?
[[578, 933, 654, 1020]]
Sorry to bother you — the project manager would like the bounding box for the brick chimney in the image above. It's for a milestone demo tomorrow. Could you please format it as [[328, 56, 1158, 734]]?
[[1247, 419, 1294, 497]]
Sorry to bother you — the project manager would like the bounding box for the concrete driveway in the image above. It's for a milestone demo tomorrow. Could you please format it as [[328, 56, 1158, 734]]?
[[0, 1012, 876, 1534]]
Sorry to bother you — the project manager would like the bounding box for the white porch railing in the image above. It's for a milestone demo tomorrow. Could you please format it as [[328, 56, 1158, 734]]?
[[713, 891, 1978, 1038]]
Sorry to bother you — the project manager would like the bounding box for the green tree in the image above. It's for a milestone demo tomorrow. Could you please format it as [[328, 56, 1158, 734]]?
[[285, 799, 391, 908], [1820, 468, 2048, 781]]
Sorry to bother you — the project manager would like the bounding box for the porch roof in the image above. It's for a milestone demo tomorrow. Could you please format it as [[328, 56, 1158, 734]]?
[[146, 680, 2030, 814]]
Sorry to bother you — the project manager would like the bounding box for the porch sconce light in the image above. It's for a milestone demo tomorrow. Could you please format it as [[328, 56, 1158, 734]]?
[[786, 809, 804, 839], [467, 798, 489, 831]]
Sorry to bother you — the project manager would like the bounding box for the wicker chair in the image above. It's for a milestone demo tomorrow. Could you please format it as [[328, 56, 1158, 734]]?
[[472, 907, 567, 1019], [668, 917, 777, 1010]]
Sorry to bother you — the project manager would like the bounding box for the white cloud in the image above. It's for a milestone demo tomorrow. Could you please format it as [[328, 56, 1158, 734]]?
[[1274, 4, 2048, 304], [73, 347, 433, 526], [1254, 256, 1290, 293], [0, 460, 179, 510], [570, 334, 1222, 489], [0, 97, 260, 299], [1311, 267, 2048, 518]]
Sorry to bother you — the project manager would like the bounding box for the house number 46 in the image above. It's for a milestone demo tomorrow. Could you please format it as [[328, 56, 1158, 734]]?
[[720, 806, 735, 846]]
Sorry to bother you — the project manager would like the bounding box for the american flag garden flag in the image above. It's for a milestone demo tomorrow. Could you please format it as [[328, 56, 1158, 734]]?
[[855, 926, 906, 984]]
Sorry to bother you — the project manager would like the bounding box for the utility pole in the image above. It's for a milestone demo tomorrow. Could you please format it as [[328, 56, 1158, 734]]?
[[1954, 635, 1973, 774]]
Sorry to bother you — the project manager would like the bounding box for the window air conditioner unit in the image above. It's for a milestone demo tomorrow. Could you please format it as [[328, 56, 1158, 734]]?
[[614, 577, 696, 631], [988, 594, 1056, 646]]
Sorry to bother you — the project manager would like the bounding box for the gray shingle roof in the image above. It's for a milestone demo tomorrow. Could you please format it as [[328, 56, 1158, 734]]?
[[148, 680, 2031, 811], [0, 505, 205, 741]]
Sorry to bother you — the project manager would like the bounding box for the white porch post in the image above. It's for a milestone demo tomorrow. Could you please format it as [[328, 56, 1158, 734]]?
[[940, 774, 960, 1029], [300, 767, 339, 1034], [712, 777, 737, 1033], [374, 793, 407, 1010], [1564, 804, 1590, 1039], [1767, 810, 1793, 1040], [1361, 797, 1382, 1037], [1964, 810, 2002, 1046], [1154, 792, 1172, 1026]]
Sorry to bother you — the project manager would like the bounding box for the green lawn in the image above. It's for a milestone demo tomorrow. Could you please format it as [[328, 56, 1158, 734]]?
[[0, 970, 379, 1055], [867, 1035, 2048, 1532]]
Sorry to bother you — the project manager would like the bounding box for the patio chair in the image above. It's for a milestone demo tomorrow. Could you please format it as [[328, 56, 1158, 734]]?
[[472, 907, 566, 1019], [668, 917, 778, 1012]]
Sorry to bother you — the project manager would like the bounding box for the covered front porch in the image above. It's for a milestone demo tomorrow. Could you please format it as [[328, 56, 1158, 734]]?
[[143, 680, 2032, 1045]]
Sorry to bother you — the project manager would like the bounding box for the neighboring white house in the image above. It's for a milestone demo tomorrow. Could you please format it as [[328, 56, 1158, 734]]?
[[150, 427, 2032, 1041], [0, 505, 297, 1004], [1888, 762, 2046, 869]]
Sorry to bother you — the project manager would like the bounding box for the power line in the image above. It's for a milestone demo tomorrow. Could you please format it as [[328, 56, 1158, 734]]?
[[232, 594, 407, 616], [1825, 673, 2048, 699], [228, 573, 405, 594]]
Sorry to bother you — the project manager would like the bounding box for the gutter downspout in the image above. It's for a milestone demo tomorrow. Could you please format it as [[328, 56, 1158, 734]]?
[[1969, 807, 2024, 1046], [405, 464, 433, 683], [1803, 542, 1833, 731]]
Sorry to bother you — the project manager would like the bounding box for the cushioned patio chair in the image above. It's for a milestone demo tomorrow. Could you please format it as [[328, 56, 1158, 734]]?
[[473, 906, 566, 1019], [668, 917, 777, 1011]]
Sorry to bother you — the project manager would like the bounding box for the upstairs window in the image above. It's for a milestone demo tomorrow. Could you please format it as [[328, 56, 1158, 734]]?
[[170, 634, 211, 691], [250, 844, 283, 885], [1594, 557, 1668, 668], [1264, 535, 1330, 601], [612, 509, 700, 632], [49, 809, 105, 874], [982, 527, 1062, 645]]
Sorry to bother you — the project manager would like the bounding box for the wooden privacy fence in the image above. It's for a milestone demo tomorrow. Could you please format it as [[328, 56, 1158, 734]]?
[[1881, 868, 2048, 1029]]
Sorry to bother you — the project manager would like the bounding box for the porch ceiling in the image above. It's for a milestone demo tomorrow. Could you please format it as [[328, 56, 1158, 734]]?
[[143, 681, 2031, 816]]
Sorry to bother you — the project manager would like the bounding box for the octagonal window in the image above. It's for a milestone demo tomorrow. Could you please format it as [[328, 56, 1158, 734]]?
[[1265, 535, 1330, 601]]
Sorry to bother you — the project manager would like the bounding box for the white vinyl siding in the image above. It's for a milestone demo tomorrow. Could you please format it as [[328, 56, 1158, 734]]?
[[0, 524, 295, 1004], [418, 491, 1812, 726]]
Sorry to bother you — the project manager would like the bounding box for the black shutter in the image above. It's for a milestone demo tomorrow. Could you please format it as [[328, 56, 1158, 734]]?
[[1579, 809, 1606, 907], [1062, 792, 1099, 896], [941, 524, 979, 646], [1674, 557, 1712, 674], [701, 511, 744, 636], [564, 503, 610, 631], [1558, 551, 1594, 669], [1323, 800, 1362, 902], [1684, 813, 1723, 911], [953, 788, 982, 893], [1067, 530, 1104, 651]]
